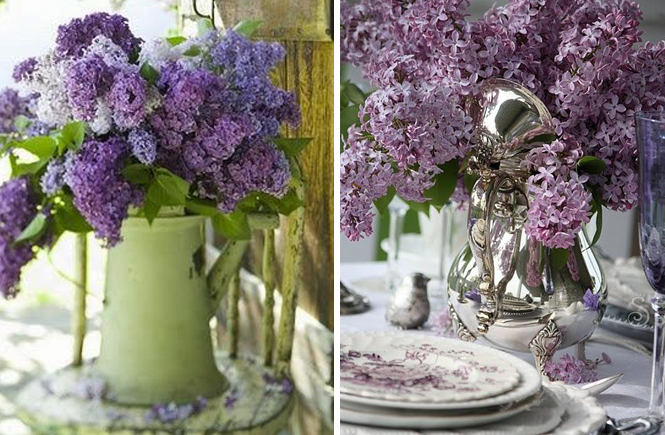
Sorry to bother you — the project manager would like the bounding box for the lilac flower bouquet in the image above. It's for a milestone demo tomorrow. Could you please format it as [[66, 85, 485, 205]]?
[[0, 13, 306, 299], [340, 0, 665, 250]]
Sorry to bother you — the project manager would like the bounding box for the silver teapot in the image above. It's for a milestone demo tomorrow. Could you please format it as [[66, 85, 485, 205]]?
[[447, 79, 607, 374]]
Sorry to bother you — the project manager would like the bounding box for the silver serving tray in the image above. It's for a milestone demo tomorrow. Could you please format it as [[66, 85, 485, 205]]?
[[600, 304, 654, 346]]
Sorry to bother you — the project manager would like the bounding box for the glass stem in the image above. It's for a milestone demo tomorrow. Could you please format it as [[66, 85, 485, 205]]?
[[387, 206, 406, 292], [650, 294, 665, 417]]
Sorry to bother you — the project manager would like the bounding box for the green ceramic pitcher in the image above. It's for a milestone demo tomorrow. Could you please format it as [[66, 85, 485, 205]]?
[[95, 215, 228, 405]]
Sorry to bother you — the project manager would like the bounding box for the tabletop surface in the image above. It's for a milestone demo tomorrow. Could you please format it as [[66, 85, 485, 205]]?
[[340, 261, 654, 426]]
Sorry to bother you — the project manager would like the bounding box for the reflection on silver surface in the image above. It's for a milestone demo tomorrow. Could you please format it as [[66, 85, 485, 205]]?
[[449, 79, 606, 373]]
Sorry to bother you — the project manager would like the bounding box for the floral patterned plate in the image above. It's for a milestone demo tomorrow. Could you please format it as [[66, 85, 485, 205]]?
[[340, 379, 606, 433], [341, 345, 541, 410], [341, 332, 522, 403]]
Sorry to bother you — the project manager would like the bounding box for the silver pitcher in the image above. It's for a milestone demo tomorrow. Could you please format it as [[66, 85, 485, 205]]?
[[447, 79, 607, 374]]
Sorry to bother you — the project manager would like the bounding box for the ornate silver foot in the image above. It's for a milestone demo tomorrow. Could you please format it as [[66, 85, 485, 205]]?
[[528, 319, 562, 376], [448, 302, 476, 342]]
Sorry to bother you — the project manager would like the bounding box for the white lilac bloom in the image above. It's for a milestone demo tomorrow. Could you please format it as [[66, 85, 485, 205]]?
[[89, 100, 113, 135], [21, 52, 73, 127], [83, 35, 129, 68]]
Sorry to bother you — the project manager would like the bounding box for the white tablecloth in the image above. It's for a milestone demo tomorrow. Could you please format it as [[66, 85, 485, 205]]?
[[341, 262, 654, 428]]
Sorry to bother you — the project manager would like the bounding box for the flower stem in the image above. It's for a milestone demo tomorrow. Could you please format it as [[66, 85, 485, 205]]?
[[261, 229, 276, 366], [72, 233, 87, 366]]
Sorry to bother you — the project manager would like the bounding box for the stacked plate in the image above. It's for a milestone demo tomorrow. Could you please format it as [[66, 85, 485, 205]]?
[[341, 332, 605, 433]]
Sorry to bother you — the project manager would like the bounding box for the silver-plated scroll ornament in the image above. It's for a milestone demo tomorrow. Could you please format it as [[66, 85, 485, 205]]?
[[447, 79, 607, 376]]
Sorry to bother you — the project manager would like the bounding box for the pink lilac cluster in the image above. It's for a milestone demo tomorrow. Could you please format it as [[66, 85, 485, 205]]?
[[523, 137, 591, 248], [340, 0, 665, 245], [544, 352, 611, 384], [0, 178, 49, 298], [64, 137, 143, 247]]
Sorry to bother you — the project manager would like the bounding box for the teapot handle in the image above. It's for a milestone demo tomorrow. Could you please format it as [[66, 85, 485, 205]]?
[[467, 172, 526, 334]]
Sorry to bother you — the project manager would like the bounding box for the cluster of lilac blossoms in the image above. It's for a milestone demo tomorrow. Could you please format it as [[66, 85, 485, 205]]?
[[147, 30, 299, 211], [0, 178, 50, 298], [341, 0, 665, 247], [0, 12, 301, 296]]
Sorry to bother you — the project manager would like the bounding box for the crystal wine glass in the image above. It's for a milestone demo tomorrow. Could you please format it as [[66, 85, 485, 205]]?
[[636, 111, 665, 417]]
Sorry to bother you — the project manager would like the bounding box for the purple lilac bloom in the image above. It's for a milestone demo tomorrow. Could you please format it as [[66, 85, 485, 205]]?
[[464, 288, 481, 303], [145, 396, 207, 423], [281, 378, 294, 395], [210, 31, 301, 133], [544, 352, 611, 384], [65, 55, 113, 121], [25, 121, 53, 138], [212, 141, 290, 213], [149, 57, 294, 213], [41, 159, 67, 195], [0, 178, 47, 298], [107, 68, 148, 129], [339, 0, 665, 245], [75, 377, 108, 401], [583, 288, 601, 311], [224, 388, 239, 409], [128, 128, 157, 164], [65, 137, 144, 247], [0, 88, 30, 133], [56, 12, 142, 58], [12, 57, 38, 82]]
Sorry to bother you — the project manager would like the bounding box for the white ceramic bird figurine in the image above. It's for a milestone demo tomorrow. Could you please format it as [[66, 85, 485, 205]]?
[[386, 273, 431, 329]]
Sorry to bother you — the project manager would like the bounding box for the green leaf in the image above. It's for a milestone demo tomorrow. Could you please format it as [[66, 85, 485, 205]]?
[[590, 190, 603, 248], [14, 115, 32, 132], [340, 82, 351, 108], [197, 18, 214, 36], [405, 200, 430, 216], [12, 158, 50, 177], [57, 122, 86, 153], [143, 199, 161, 225], [183, 45, 201, 56], [464, 171, 479, 194], [550, 247, 569, 271], [15, 136, 57, 159], [233, 20, 263, 38], [340, 105, 360, 139], [54, 197, 92, 233], [342, 82, 368, 106], [147, 169, 190, 206], [273, 137, 313, 157], [424, 159, 459, 208], [527, 133, 557, 144], [374, 186, 396, 215], [139, 62, 160, 85], [577, 156, 606, 175], [273, 189, 303, 215], [185, 198, 219, 216], [122, 164, 153, 185], [167, 36, 187, 46], [15, 213, 47, 244], [463, 245, 473, 263], [212, 210, 251, 240]]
